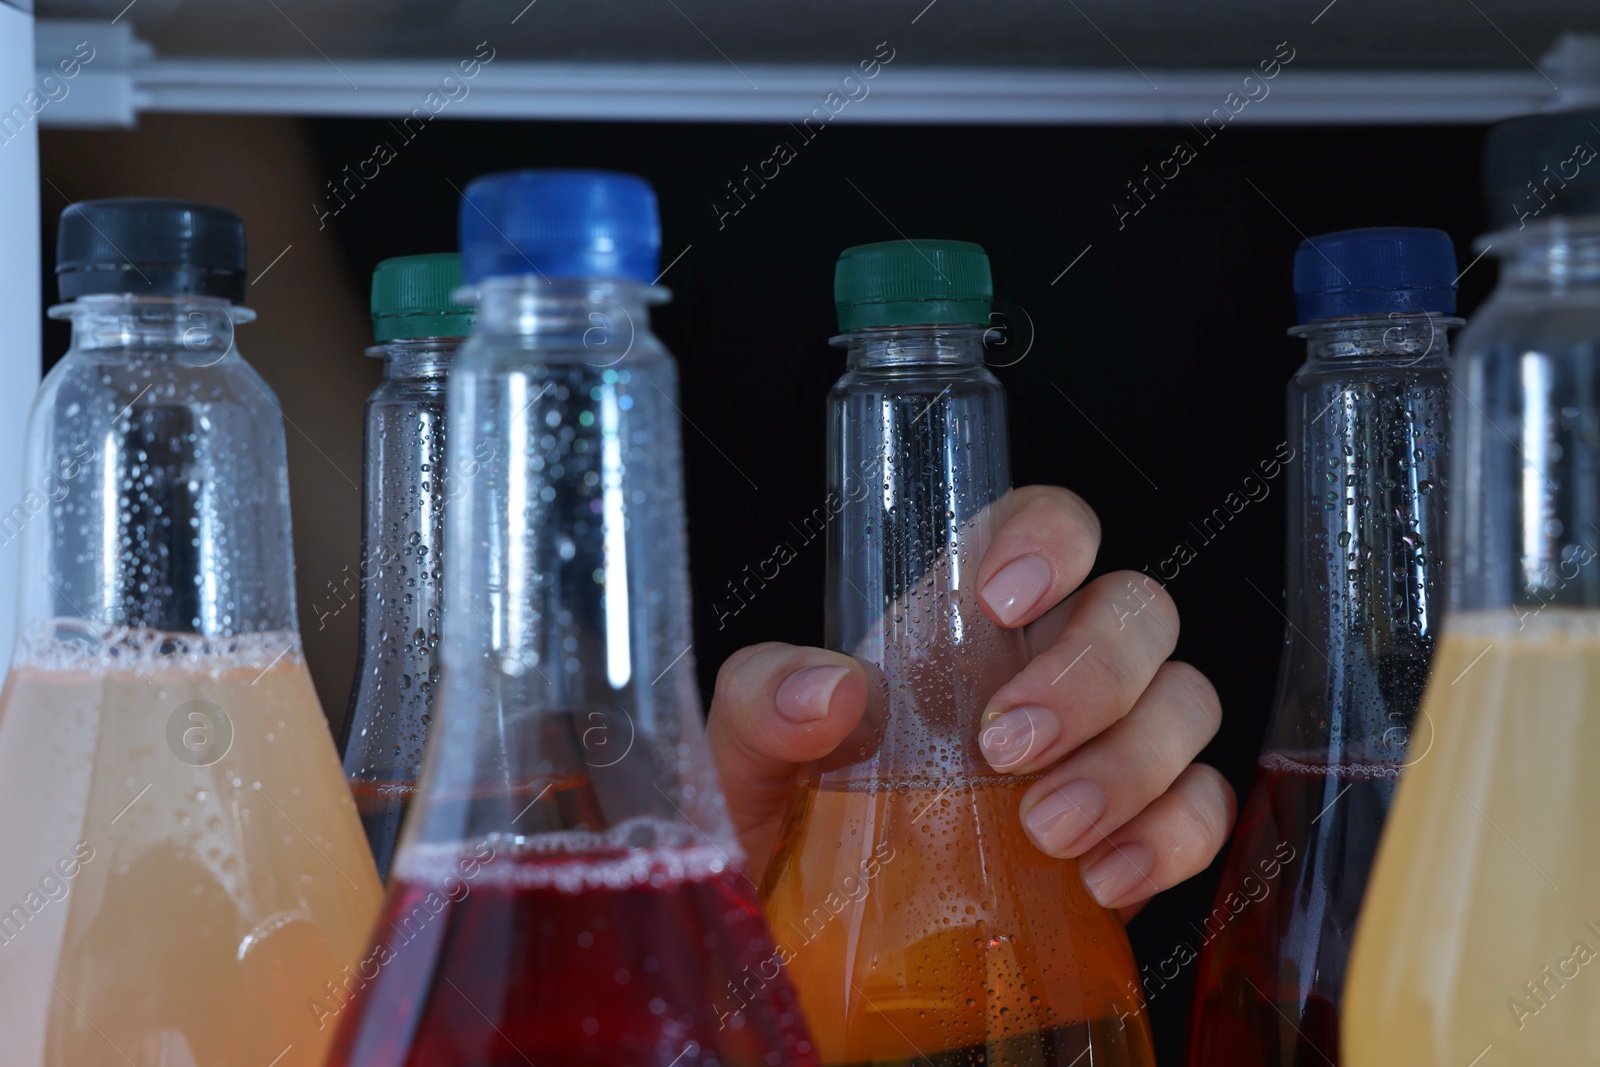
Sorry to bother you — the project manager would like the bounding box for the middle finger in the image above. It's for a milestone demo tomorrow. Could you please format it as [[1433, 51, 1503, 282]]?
[[977, 570, 1179, 775]]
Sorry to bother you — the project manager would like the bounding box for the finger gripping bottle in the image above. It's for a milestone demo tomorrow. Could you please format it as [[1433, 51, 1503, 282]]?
[[0, 198, 382, 1067], [339, 253, 475, 881], [1345, 211, 1600, 1060], [1186, 227, 1459, 1066], [324, 171, 815, 1067], [760, 240, 1155, 1067]]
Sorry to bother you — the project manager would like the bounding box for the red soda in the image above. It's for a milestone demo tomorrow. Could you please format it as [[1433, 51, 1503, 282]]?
[[1185, 754, 1399, 1066], [324, 833, 817, 1067]]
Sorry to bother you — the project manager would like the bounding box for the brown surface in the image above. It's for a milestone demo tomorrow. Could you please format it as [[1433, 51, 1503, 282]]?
[[41, 114, 378, 736]]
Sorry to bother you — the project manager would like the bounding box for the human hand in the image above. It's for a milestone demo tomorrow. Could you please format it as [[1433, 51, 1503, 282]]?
[[706, 485, 1235, 919]]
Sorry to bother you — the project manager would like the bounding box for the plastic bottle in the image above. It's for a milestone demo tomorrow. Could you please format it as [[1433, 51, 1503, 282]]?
[[1185, 228, 1458, 1066], [761, 239, 1155, 1067], [339, 252, 474, 880], [1345, 211, 1600, 1060], [0, 198, 381, 1067], [324, 171, 815, 1067]]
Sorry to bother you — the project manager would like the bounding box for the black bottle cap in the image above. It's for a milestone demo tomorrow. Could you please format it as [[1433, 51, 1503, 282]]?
[[1483, 108, 1600, 232], [56, 198, 248, 303]]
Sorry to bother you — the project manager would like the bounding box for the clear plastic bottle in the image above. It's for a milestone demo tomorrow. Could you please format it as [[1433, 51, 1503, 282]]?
[[0, 198, 381, 1067], [324, 171, 815, 1067], [761, 240, 1154, 1067], [1345, 213, 1600, 1062], [339, 253, 474, 881], [1186, 228, 1458, 1066]]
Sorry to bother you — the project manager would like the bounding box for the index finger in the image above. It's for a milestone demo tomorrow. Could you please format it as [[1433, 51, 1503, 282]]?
[[977, 485, 1102, 629], [706, 642, 871, 872]]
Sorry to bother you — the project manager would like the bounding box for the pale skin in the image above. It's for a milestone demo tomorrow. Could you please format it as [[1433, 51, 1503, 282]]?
[[707, 484, 1236, 919]]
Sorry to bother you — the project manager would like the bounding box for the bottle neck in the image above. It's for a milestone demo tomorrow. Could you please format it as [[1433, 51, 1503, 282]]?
[[342, 338, 456, 786], [822, 323, 1020, 782], [1266, 315, 1454, 764], [835, 324, 990, 370], [50, 294, 253, 363], [404, 276, 730, 853], [1449, 215, 1600, 615], [467, 276, 665, 347], [1491, 217, 1600, 292], [20, 293, 295, 640], [1288, 312, 1462, 363], [369, 336, 464, 382]]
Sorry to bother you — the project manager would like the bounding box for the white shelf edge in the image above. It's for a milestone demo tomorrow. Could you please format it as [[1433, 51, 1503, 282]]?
[[34, 26, 1560, 127]]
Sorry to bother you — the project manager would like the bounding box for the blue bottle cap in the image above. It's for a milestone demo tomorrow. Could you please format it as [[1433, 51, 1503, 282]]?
[[458, 169, 661, 284], [1292, 227, 1458, 324]]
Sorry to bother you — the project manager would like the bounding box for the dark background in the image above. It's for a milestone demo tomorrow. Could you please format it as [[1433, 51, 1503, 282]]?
[[45, 116, 1498, 1061]]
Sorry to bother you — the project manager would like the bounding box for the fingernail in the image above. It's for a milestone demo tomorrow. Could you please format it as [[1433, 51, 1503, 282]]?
[[775, 665, 851, 723], [980, 706, 1058, 771], [1082, 843, 1155, 909], [1022, 778, 1105, 856], [981, 555, 1052, 627]]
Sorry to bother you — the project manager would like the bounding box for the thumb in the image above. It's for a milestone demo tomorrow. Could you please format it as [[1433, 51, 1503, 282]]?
[[707, 642, 869, 876]]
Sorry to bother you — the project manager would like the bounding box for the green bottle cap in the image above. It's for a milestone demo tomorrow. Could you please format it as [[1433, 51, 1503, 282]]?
[[834, 239, 993, 332], [371, 253, 475, 342]]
